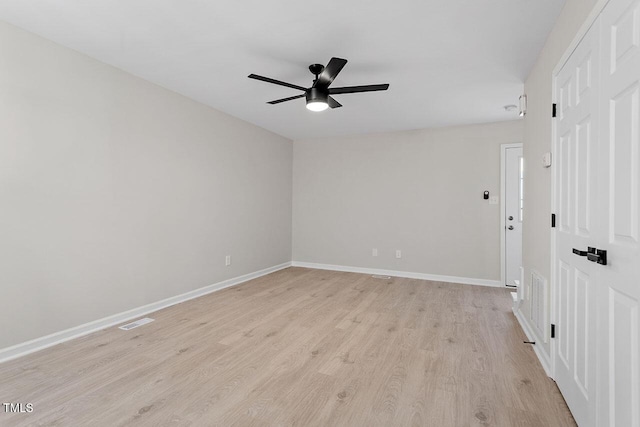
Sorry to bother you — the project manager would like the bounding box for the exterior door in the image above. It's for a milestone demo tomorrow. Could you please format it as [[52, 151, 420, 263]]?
[[505, 146, 523, 287], [554, 18, 600, 427], [598, 0, 640, 424]]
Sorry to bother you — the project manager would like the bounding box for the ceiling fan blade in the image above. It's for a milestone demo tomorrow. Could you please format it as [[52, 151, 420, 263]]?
[[267, 94, 306, 105], [329, 84, 390, 95], [248, 74, 307, 91], [314, 57, 348, 89], [327, 96, 342, 109]]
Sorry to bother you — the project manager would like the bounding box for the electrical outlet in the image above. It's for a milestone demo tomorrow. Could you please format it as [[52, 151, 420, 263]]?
[[396, 250, 402, 259], [225, 255, 231, 266], [372, 248, 378, 257]]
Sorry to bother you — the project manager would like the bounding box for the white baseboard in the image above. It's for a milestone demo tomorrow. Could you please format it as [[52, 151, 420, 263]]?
[[290, 261, 502, 288], [0, 262, 291, 364], [513, 307, 552, 377]]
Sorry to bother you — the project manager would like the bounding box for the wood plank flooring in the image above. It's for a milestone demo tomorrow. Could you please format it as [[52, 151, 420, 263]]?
[[0, 267, 576, 426]]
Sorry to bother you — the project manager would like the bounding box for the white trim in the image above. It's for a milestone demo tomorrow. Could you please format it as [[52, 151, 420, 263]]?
[[548, 0, 608, 380], [501, 142, 523, 287], [514, 307, 553, 377], [550, 69, 559, 378], [552, 0, 610, 75], [0, 262, 292, 364], [291, 261, 502, 288], [550, 41, 560, 381]]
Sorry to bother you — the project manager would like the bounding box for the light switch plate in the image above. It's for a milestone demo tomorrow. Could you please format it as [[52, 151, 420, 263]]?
[[489, 196, 499, 205]]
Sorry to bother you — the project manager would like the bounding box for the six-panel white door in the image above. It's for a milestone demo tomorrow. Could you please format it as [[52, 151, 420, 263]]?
[[554, 19, 600, 427], [598, 0, 640, 424], [554, 0, 640, 424]]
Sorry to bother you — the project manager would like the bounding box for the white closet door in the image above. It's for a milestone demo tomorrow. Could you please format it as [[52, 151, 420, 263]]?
[[598, 0, 640, 425], [554, 18, 601, 427]]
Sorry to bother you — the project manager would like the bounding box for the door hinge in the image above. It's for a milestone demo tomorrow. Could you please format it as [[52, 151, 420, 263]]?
[[551, 324, 556, 339], [551, 213, 556, 228], [552, 103, 557, 118]]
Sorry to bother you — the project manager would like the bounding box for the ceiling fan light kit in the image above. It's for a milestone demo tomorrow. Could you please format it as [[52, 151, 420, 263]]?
[[306, 87, 329, 111], [248, 57, 389, 112]]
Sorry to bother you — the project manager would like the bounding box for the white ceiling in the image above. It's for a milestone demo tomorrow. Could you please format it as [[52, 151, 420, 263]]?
[[0, 0, 565, 140]]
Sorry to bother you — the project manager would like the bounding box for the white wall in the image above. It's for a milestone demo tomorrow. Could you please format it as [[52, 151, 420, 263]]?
[[292, 121, 523, 282], [520, 0, 599, 358], [0, 22, 293, 350]]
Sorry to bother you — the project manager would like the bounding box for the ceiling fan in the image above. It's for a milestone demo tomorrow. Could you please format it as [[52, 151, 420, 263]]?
[[248, 57, 389, 112]]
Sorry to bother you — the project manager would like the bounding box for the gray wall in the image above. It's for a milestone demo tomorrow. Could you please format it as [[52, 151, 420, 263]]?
[[292, 121, 523, 281], [0, 22, 293, 349], [521, 0, 599, 358], [2, 0, 601, 354]]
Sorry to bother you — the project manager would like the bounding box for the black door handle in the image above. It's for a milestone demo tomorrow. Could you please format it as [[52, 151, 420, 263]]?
[[573, 246, 607, 265], [573, 247, 597, 257], [587, 249, 607, 265]]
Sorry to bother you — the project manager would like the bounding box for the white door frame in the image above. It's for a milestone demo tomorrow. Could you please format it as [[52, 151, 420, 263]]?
[[501, 142, 523, 287], [549, 0, 610, 380]]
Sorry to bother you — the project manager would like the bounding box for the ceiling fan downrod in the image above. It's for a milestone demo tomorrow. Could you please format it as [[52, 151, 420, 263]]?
[[309, 64, 324, 83]]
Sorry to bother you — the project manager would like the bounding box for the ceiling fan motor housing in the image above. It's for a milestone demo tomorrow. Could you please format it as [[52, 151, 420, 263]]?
[[306, 87, 328, 104]]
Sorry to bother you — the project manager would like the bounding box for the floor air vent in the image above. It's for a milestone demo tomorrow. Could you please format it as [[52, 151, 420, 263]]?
[[118, 317, 154, 331], [372, 275, 392, 280]]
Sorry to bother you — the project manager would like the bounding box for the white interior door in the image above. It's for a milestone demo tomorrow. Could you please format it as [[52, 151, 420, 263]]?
[[505, 146, 523, 287], [554, 18, 600, 427], [598, 0, 640, 424]]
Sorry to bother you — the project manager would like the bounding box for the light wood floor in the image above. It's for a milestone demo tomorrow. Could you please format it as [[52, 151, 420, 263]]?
[[0, 268, 575, 426]]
